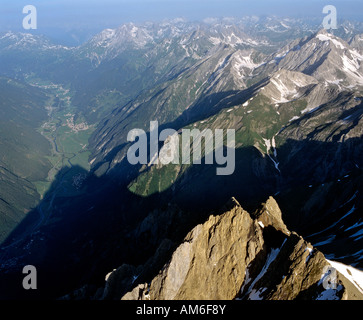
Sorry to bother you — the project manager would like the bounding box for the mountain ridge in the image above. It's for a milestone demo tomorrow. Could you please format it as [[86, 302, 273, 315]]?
[[61, 197, 363, 300]]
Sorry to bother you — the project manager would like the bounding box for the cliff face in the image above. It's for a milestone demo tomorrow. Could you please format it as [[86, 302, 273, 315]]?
[[129, 197, 265, 300], [63, 197, 363, 300], [118, 197, 363, 300]]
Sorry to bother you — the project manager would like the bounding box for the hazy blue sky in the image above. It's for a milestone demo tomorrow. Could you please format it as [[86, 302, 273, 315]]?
[[2, 0, 363, 44]]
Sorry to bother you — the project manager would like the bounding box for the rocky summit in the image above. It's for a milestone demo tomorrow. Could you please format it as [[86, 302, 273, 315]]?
[[64, 197, 363, 300]]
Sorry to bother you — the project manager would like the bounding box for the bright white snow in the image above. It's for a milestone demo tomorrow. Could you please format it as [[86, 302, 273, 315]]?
[[327, 260, 363, 294], [316, 33, 345, 50]]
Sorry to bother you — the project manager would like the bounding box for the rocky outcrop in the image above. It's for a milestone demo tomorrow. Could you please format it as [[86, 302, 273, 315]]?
[[123, 198, 264, 300], [117, 197, 363, 300]]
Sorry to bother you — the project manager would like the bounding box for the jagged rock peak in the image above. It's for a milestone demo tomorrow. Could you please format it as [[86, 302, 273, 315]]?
[[119, 197, 363, 300], [123, 199, 263, 300], [252, 196, 290, 235]]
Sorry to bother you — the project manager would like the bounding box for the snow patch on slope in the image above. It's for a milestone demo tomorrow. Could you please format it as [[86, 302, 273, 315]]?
[[328, 260, 363, 294], [263, 70, 318, 104], [316, 33, 345, 50]]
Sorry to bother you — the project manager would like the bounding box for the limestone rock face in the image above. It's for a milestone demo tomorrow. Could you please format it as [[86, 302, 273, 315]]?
[[252, 196, 290, 235], [140, 198, 265, 300], [119, 197, 363, 300]]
